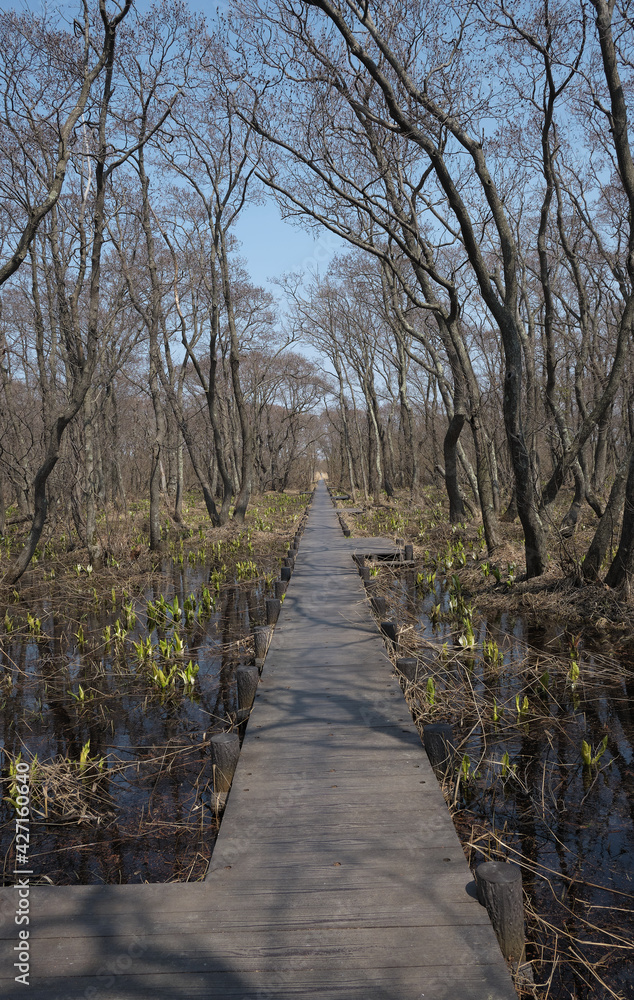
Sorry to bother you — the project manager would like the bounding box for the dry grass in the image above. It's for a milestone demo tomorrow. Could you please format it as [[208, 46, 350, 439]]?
[[343, 494, 634, 1000], [0, 489, 311, 884], [334, 484, 634, 650]]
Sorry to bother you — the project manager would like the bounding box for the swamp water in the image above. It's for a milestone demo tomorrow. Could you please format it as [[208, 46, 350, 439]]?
[[0, 559, 276, 885], [381, 565, 634, 999]]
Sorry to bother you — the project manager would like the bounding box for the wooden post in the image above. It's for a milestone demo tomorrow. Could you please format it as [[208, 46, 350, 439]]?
[[274, 579, 287, 599], [423, 723, 455, 776], [404, 543, 414, 561], [343, 528, 351, 537], [371, 595, 387, 616], [360, 566, 371, 582], [475, 861, 526, 965], [380, 621, 398, 650], [254, 625, 268, 666], [294, 534, 300, 547], [396, 657, 417, 682], [211, 731, 240, 792], [266, 598, 281, 624], [237, 665, 259, 720], [281, 566, 292, 581]]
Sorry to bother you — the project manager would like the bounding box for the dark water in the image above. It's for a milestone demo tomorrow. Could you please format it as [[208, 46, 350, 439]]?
[[382, 567, 634, 998], [0, 561, 272, 885]]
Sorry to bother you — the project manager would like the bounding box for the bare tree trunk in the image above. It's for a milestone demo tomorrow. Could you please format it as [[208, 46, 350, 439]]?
[[605, 441, 634, 591], [592, 407, 611, 491], [148, 370, 165, 551], [489, 435, 501, 515], [0, 473, 5, 536], [174, 432, 184, 524], [444, 412, 466, 523], [583, 438, 632, 582], [4, 10, 125, 584], [84, 387, 103, 565], [222, 229, 255, 523]]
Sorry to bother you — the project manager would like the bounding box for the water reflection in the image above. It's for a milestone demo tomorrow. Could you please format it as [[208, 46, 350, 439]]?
[[0, 559, 272, 884], [384, 570, 634, 998]]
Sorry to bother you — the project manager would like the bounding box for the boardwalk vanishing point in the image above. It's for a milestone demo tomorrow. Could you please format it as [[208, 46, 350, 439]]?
[[0, 479, 518, 999]]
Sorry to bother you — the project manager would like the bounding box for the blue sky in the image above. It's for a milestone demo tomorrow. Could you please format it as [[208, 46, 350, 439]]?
[[233, 201, 346, 299], [11, 0, 347, 306]]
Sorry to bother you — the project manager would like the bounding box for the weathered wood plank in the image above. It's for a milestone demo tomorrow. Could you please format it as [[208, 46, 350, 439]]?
[[4, 966, 519, 1000], [3, 924, 513, 982]]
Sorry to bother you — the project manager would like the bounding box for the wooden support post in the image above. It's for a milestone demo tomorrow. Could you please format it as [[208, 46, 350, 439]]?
[[281, 566, 292, 581], [371, 595, 387, 616], [396, 657, 417, 682], [404, 543, 414, 561], [423, 723, 456, 776], [254, 625, 268, 666], [360, 566, 371, 582], [211, 731, 240, 792], [274, 579, 287, 599], [343, 528, 351, 537], [475, 862, 526, 965], [266, 598, 281, 624], [237, 665, 259, 721], [380, 621, 398, 650]]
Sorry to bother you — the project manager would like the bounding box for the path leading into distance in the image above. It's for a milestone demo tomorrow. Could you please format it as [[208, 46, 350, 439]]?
[[0, 479, 517, 999]]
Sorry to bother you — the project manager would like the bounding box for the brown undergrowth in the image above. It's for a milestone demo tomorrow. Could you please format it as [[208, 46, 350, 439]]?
[[0, 489, 311, 884], [334, 484, 634, 650], [333, 485, 634, 999]]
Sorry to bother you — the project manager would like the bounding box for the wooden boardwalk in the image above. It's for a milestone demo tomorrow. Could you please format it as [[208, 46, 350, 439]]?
[[0, 480, 517, 999]]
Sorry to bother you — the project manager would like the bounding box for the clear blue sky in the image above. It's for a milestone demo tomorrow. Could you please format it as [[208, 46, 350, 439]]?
[[14, 0, 346, 305], [233, 201, 345, 298]]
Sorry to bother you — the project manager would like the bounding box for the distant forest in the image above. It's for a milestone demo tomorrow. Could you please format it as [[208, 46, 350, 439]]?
[[1, 0, 633, 592]]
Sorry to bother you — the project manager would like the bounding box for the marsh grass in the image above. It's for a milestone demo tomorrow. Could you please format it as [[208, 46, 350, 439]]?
[[356, 545, 634, 999], [0, 491, 310, 883]]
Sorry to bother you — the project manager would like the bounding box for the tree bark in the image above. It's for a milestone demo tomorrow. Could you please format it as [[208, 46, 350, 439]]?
[[583, 439, 632, 582], [604, 441, 634, 591], [4, 7, 126, 583]]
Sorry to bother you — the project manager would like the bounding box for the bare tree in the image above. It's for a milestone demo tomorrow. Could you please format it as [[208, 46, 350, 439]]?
[[0, 1, 132, 286]]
